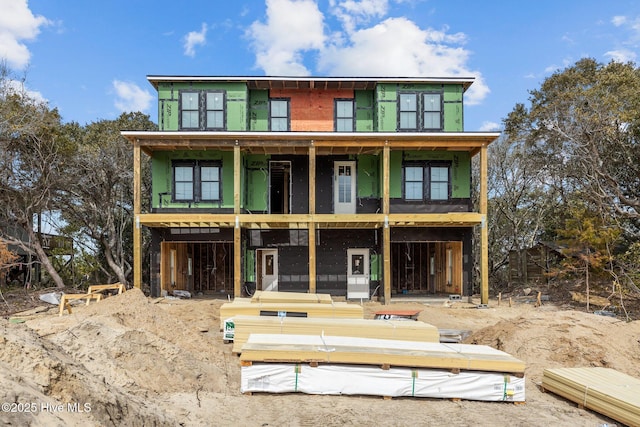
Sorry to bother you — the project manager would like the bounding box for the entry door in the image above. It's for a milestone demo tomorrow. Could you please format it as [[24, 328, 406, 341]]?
[[334, 161, 356, 214], [261, 249, 278, 292], [347, 248, 369, 299]]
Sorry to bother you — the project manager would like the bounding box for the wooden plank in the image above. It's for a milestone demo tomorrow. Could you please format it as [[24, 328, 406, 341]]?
[[250, 291, 332, 304], [479, 145, 489, 304], [220, 301, 364, 330], [542, 367, 640, 427], [87, 283, 125, 295], [231, 315, 440, 353], [59, 293, 103, 316], [239, 334, 526, 374]]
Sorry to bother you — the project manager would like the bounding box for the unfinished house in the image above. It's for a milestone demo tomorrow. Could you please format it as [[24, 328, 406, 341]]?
[[123, 76, 498, 303]]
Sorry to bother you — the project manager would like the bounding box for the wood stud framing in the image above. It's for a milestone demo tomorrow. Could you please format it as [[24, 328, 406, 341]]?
[[128, 133, 496, 302]]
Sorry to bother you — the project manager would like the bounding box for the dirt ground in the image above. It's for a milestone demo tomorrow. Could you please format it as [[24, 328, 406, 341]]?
[[1, 287, 639, 427]]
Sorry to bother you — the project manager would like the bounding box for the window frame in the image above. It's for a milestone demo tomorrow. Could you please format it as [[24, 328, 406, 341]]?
[[397, 90, 444, 132], [180, 91, 201, 130], [335, 98, 355, 132], [171, 160, 222, 204], [178, 90, 227, 131], [402, 161, 451, 202], [269, 98, 290, 131], [204, 90, 226, 130]]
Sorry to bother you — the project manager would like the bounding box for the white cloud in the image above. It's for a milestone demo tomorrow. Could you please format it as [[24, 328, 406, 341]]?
[[479, 121, 501, 132], [246, 2, 490, 105], [318, 17, 488, 105], [1, 77, 47, 104], [183, 23, 207, 57], [329, 0, 389, 34], [0, 0, 50, 68], [112, 80, 153, 113], [611, 15, 627, 27], [246, 0, 326, 75], [605, 48, 637, 62]]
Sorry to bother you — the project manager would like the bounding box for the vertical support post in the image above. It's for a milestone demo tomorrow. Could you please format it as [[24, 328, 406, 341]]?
[[308, 145, 316, 293], [479, 145, 489, 305], [133, 141, 142, 289], [234, 144, 242, 298], [382, 144, 391, 304]]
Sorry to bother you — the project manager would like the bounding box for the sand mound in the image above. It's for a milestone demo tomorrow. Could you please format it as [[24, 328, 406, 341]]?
[[3, 290, 640, 426], [465, 309, 640, 383]]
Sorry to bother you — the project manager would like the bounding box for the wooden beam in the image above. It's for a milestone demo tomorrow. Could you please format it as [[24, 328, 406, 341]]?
[[480, 145, 489, 305], [133, 141, 142, 289], [383, 144, 391, 304], [234, 144, 241, 214], [234, 222, 241, 298], [383, 224, 391, 305], [309, 145, 316, 215], [308, 222, 316, 294]]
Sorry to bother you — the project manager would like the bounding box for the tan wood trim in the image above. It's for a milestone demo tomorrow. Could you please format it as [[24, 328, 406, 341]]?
[[133, 142, 142, 289], [234, 144, 240, 214], [480, 145, 489, 304], [234, 224, 241, 297], [383, 225, 391, 305], [308, 222, 316, 294], [309, 145, 315, 215], [382, 144, 390, 215]]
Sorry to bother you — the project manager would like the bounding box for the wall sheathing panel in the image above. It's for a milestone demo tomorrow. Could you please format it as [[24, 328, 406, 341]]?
[[355, 90, 374, 131], [248, 90, 269, 131]]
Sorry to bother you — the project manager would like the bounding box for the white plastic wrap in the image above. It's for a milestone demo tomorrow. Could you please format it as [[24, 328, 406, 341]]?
[[242, 363, 525, 402]]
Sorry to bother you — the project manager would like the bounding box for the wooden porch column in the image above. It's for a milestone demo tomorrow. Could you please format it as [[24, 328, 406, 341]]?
[[133, 141, 142, 289], [479, 145, 489, 304], [233, 144, 242, 298], [382, 143, 391, 305], [308, 145, 316, 293]]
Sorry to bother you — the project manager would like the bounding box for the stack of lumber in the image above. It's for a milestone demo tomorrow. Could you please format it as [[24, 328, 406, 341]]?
[[542, 367, 640, 426], [240, 334, 526, 402], [219, 300, 363, 330], [231, 315, 440, 353], [251, 291, 333, 304]]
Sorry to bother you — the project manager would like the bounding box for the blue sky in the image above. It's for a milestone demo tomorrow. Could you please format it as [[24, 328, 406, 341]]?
[[3, 0, 640, 131]]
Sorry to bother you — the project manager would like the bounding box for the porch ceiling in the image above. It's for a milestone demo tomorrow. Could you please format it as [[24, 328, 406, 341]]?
[[137, 213, 485, 229], [122, 131, 499, 156]]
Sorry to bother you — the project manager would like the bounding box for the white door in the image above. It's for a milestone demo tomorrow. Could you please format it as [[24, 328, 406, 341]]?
[[261, 249, 278, 292], [334, 161, 356, 214], [347, 248, 370, 299]]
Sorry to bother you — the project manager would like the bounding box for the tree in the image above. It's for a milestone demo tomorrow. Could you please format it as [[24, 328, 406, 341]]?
[[486, 133, 562, 289], [0, 64, 72, 288], [60, 113, 156, 286], [552, 199, 621, 311], [505, 58, 640, 224]]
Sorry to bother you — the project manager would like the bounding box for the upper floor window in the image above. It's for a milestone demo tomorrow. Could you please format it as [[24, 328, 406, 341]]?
[[335, 99, 354, 132], [181, 91, 200, 130], [179, 90, 226, 130], [172, 160, 221, 203], [398, 92, 443, 131], [402, 162, 451, 201], [270, 99, 290, 131]]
